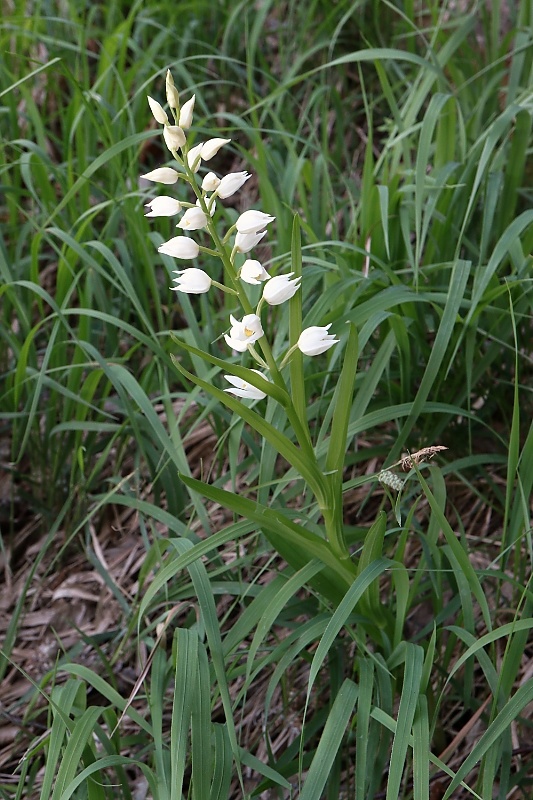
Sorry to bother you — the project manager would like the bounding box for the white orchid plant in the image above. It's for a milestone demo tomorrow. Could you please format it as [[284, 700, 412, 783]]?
[[141, 71, 366, 603]]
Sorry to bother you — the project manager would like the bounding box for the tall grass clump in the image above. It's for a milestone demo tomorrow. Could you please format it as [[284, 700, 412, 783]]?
[[1, 1, 533, 799]]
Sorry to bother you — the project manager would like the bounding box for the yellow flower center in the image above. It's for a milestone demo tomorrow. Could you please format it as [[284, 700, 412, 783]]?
[[244, 327, 254, 337]]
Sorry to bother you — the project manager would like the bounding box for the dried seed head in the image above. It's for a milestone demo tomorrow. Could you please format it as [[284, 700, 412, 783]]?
[[400, 446, 448, 472]]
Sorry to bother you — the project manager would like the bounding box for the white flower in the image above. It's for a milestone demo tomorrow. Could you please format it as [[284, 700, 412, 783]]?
[[158, 236, 200, 259], [176, 207, 208, 230], [186, 142, 204, 173], [201, 172, 220, 191], [165, 70, 179, 109], [216, 171, 251, 199], [297, 324, 338, 356], [262, 273, 301, 305], [236, 210, 275, 234], [201, 138, 231, 160], [196, 197, 216, 217], [235, 229, 266, 254], [178, 95, 195, 129], [239, 259, 270, 285], [163, 125, 186, 151], [224, 313, 264, 352], [224, 370, 268, 399], [140, 167, 180, 185], [147, 96, 169, 125], [145, 196, 182, 217], [171, 268, 211, 294]]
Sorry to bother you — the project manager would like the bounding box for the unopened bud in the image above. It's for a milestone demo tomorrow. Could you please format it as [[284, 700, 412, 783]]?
[[165, 69, 180, 110]]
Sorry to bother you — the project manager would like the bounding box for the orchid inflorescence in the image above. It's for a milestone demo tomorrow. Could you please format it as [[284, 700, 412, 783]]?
[[141, 70, 338, 400]]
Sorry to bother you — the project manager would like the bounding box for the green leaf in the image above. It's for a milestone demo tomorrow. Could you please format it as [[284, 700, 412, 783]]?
[[413, 696, 430, 800], [171, 347, 328, 505], [51, 707, 102, 800], [386, 644, 424, 800], [170, 629, 198, 800], [299, 679, 358, 800], [178, 471, 357, 604], [356, 512, 390, 624], [325, 322, 358, 478]]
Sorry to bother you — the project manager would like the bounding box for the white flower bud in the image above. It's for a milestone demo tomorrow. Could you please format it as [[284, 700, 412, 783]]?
[[216, 171, 251, 199], [186, 142, 203, 173], [262, 273, 301, 305], [165, 70, 180, 109], [224, 370, 268, 400], [239, 259, 270, 285], [158, 236, 200, 259], [196, 197, 216, 217], [236, 210, 275, 234], [176, 207, 208, 230], [145, 196, 182, 217], [234, 229, 266, 254], [201, 138, 231, 160], [163, 125, 186, 152], [201, 172, 220, 192], [147, 96, 169, 125], [140, 167, 180, 184], [179, 95, 195, 129], [297, 324, 338, 356], [171, 268, 211, 294]]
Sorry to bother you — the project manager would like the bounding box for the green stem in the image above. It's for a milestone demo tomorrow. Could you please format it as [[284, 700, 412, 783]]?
[[321, 484, 350, 561], [178, 153, 331, 522]]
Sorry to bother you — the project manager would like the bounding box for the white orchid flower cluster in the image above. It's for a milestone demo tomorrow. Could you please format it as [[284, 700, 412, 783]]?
[[141, 70, 338, 400]]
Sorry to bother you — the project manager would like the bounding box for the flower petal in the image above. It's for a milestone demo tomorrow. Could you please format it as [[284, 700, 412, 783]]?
[[163, 125, 186, 151], [216, 171, 251, 199], [186, 142, 203, 173], [240, 259, 270, 285], [201, 172, 220, 192], [147, 96, 169, 125], [262, 273, 301, 305], [234, 230, 267, 254], [297, 324, 338, 355], [236, 210, 275, 234], [140, 167, 180, 185], [171, 267, 211, 293], [145, 196, 182, 217], [178, 95, 195, 129], [176, 207, 208, 230], [201, 138, 231, 160], [158, 236, 200, 259], [223, 373, 267, 400]]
